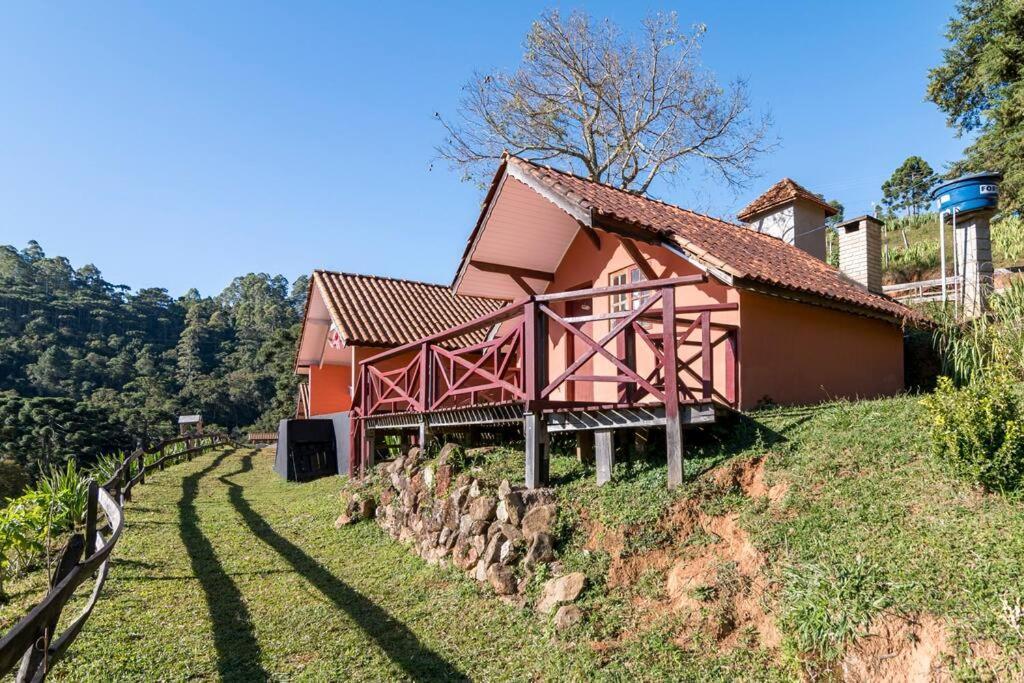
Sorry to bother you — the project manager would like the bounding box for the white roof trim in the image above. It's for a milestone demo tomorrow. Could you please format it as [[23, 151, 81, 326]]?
[[505, 162, 593, 227]]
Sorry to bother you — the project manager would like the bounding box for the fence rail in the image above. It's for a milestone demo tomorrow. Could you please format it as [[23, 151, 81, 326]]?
[[356, 275, 737, 420], [0, 432, 232, 681]]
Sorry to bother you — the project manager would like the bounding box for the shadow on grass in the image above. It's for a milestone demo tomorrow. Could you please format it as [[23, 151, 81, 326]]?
[[221, 451, 468, 682], [179, 448, 270, 682]]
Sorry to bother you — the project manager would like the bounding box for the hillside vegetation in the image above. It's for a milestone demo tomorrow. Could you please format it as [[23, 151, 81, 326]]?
[[876, 212, 1024, 283], [0, 242, 305, 481], [4, 396, 1022, 680]]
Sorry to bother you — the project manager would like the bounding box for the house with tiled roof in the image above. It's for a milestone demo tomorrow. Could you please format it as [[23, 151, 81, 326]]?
[[294, 270, 503, 417], [300, 153, 917, 489]]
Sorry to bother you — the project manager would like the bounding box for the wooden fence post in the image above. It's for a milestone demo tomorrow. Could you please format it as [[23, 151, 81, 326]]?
[[84, 482, 98, 558], [18, 535, 84, 681]]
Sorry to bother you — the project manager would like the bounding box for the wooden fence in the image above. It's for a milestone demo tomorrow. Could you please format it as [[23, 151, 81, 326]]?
[[0, 433, 233, 681]]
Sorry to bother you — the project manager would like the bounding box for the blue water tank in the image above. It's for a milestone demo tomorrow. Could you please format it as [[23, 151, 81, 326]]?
[[930, 172, 1002, 217]]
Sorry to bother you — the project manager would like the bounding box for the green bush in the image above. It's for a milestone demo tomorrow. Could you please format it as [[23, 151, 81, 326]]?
[[0, 460, 89, 600], [922, 371, 1024, 492]]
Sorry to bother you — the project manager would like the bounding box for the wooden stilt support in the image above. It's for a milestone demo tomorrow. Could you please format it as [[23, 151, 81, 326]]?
[[364, 428, 377, 472], [666, 418, 683, 489], [595, 429, 614, 486], [524, 412, 549, 489], [576, 431, 594, 465], [417, 420, 431, 450], [662, 284, 684, 489]]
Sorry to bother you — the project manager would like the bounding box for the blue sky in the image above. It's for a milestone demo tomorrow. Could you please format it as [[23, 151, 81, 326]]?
[[1, 1, 964, 296]]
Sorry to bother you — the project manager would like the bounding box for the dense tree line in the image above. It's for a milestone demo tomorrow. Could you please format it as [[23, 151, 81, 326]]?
[[0, 241, 306, 478]]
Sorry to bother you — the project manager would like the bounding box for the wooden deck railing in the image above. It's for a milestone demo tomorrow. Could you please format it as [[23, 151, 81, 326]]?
[[354, 275, 738, 420], [0, 433, 232, 681]]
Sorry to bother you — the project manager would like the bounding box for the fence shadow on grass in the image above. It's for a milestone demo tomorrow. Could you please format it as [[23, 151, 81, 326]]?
[[221, 451, 467, 682], [179, 448, 270, 683]]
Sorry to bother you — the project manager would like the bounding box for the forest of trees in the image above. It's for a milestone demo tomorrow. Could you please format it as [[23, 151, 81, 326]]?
[[0, 241, 306, 478]]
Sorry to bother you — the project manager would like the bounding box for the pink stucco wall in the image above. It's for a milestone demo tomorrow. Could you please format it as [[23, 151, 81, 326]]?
[[736, 290, 904, 408], [542, 231, 904, 409], [308, 364, 352, 415], [543, 231, 740, 405]]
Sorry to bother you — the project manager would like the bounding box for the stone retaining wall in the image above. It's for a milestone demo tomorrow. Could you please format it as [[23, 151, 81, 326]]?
[[337, 444, 586, 623]]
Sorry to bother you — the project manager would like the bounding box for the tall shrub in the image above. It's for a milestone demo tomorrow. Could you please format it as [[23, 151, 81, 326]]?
[[922, 370, 1024, 492]]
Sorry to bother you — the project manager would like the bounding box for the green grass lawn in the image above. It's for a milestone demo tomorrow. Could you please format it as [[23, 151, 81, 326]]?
[[4, 396, 1024, 680], [6, 444, 773, 681], [7, 446, 599, 681]]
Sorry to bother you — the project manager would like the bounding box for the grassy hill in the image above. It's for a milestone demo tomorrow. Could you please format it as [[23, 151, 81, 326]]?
[[875, 213, 1024, 283], [2, 396, 1023, 680]]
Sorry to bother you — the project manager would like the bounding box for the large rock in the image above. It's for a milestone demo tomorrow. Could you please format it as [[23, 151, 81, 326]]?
[[487, 521, 521, 542], [451, 540, 479, 570], [468, 533, 487, 556], [521, 503, 557, 540], [481, 533, 505, 566], [469, 496, 497, 522], [356, 497, 376, 519], [438, 442, 462, 466], [486, 564, 517, 595], [496, 481, 526, 525], [520, 488, 555, 510], [474, 559, 490, 582], [525, 533, 555, 567], [410, 471, 426, 495], [535, 572, 586, 614], [553, 605, 583, 630], [451, 485, 470, 513], [499, 539, 518, 565], [435, 464, 453, 498]]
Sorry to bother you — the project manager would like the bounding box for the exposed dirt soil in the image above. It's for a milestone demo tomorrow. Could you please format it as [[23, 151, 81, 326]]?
[[586, 457, 785, 654], [710, 455, 789, 504], [841, 614, 952, 682]]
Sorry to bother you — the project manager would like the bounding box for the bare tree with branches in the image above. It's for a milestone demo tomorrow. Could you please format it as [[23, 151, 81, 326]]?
[[436, 10, 774, 194]]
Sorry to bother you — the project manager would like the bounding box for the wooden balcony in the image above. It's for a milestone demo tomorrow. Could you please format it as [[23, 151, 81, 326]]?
[[350, 275, 738, 488]]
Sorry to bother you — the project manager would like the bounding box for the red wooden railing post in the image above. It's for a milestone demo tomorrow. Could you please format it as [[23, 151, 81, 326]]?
[[418, 342, 430, 412], [661, 286, 683, 488], [701, 311, 712, 401], [523, 301, 540, 408], [725, 331, 737, 407]]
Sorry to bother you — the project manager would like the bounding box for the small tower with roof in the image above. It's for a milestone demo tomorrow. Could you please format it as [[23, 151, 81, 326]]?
[[737, 178, 838, 261]]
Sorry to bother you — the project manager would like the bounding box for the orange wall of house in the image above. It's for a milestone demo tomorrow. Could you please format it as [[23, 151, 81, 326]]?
[[737, 291, 904, 408], [544, 232, 739, 404], [308, 363, 352, 415]]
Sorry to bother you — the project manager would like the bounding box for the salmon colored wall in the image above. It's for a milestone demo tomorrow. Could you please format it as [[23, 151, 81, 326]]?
[[737, 291, 904, 408], [544, 232, 740, 404], [309, 363, 352, 415]]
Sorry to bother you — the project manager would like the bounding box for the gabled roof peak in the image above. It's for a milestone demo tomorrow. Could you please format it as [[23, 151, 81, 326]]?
[[464, 155, 914, 322], [737, 177, 839, 222]]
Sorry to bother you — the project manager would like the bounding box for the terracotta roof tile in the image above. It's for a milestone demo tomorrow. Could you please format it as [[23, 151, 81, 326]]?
[[504, 155, 916, 322], [312, 271, 504, 349], [737, 177, 839, 222]]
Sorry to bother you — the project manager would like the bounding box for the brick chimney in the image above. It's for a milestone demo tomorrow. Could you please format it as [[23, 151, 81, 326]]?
[[737, 178, 838, 261], [836, 215, 883, 294]]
